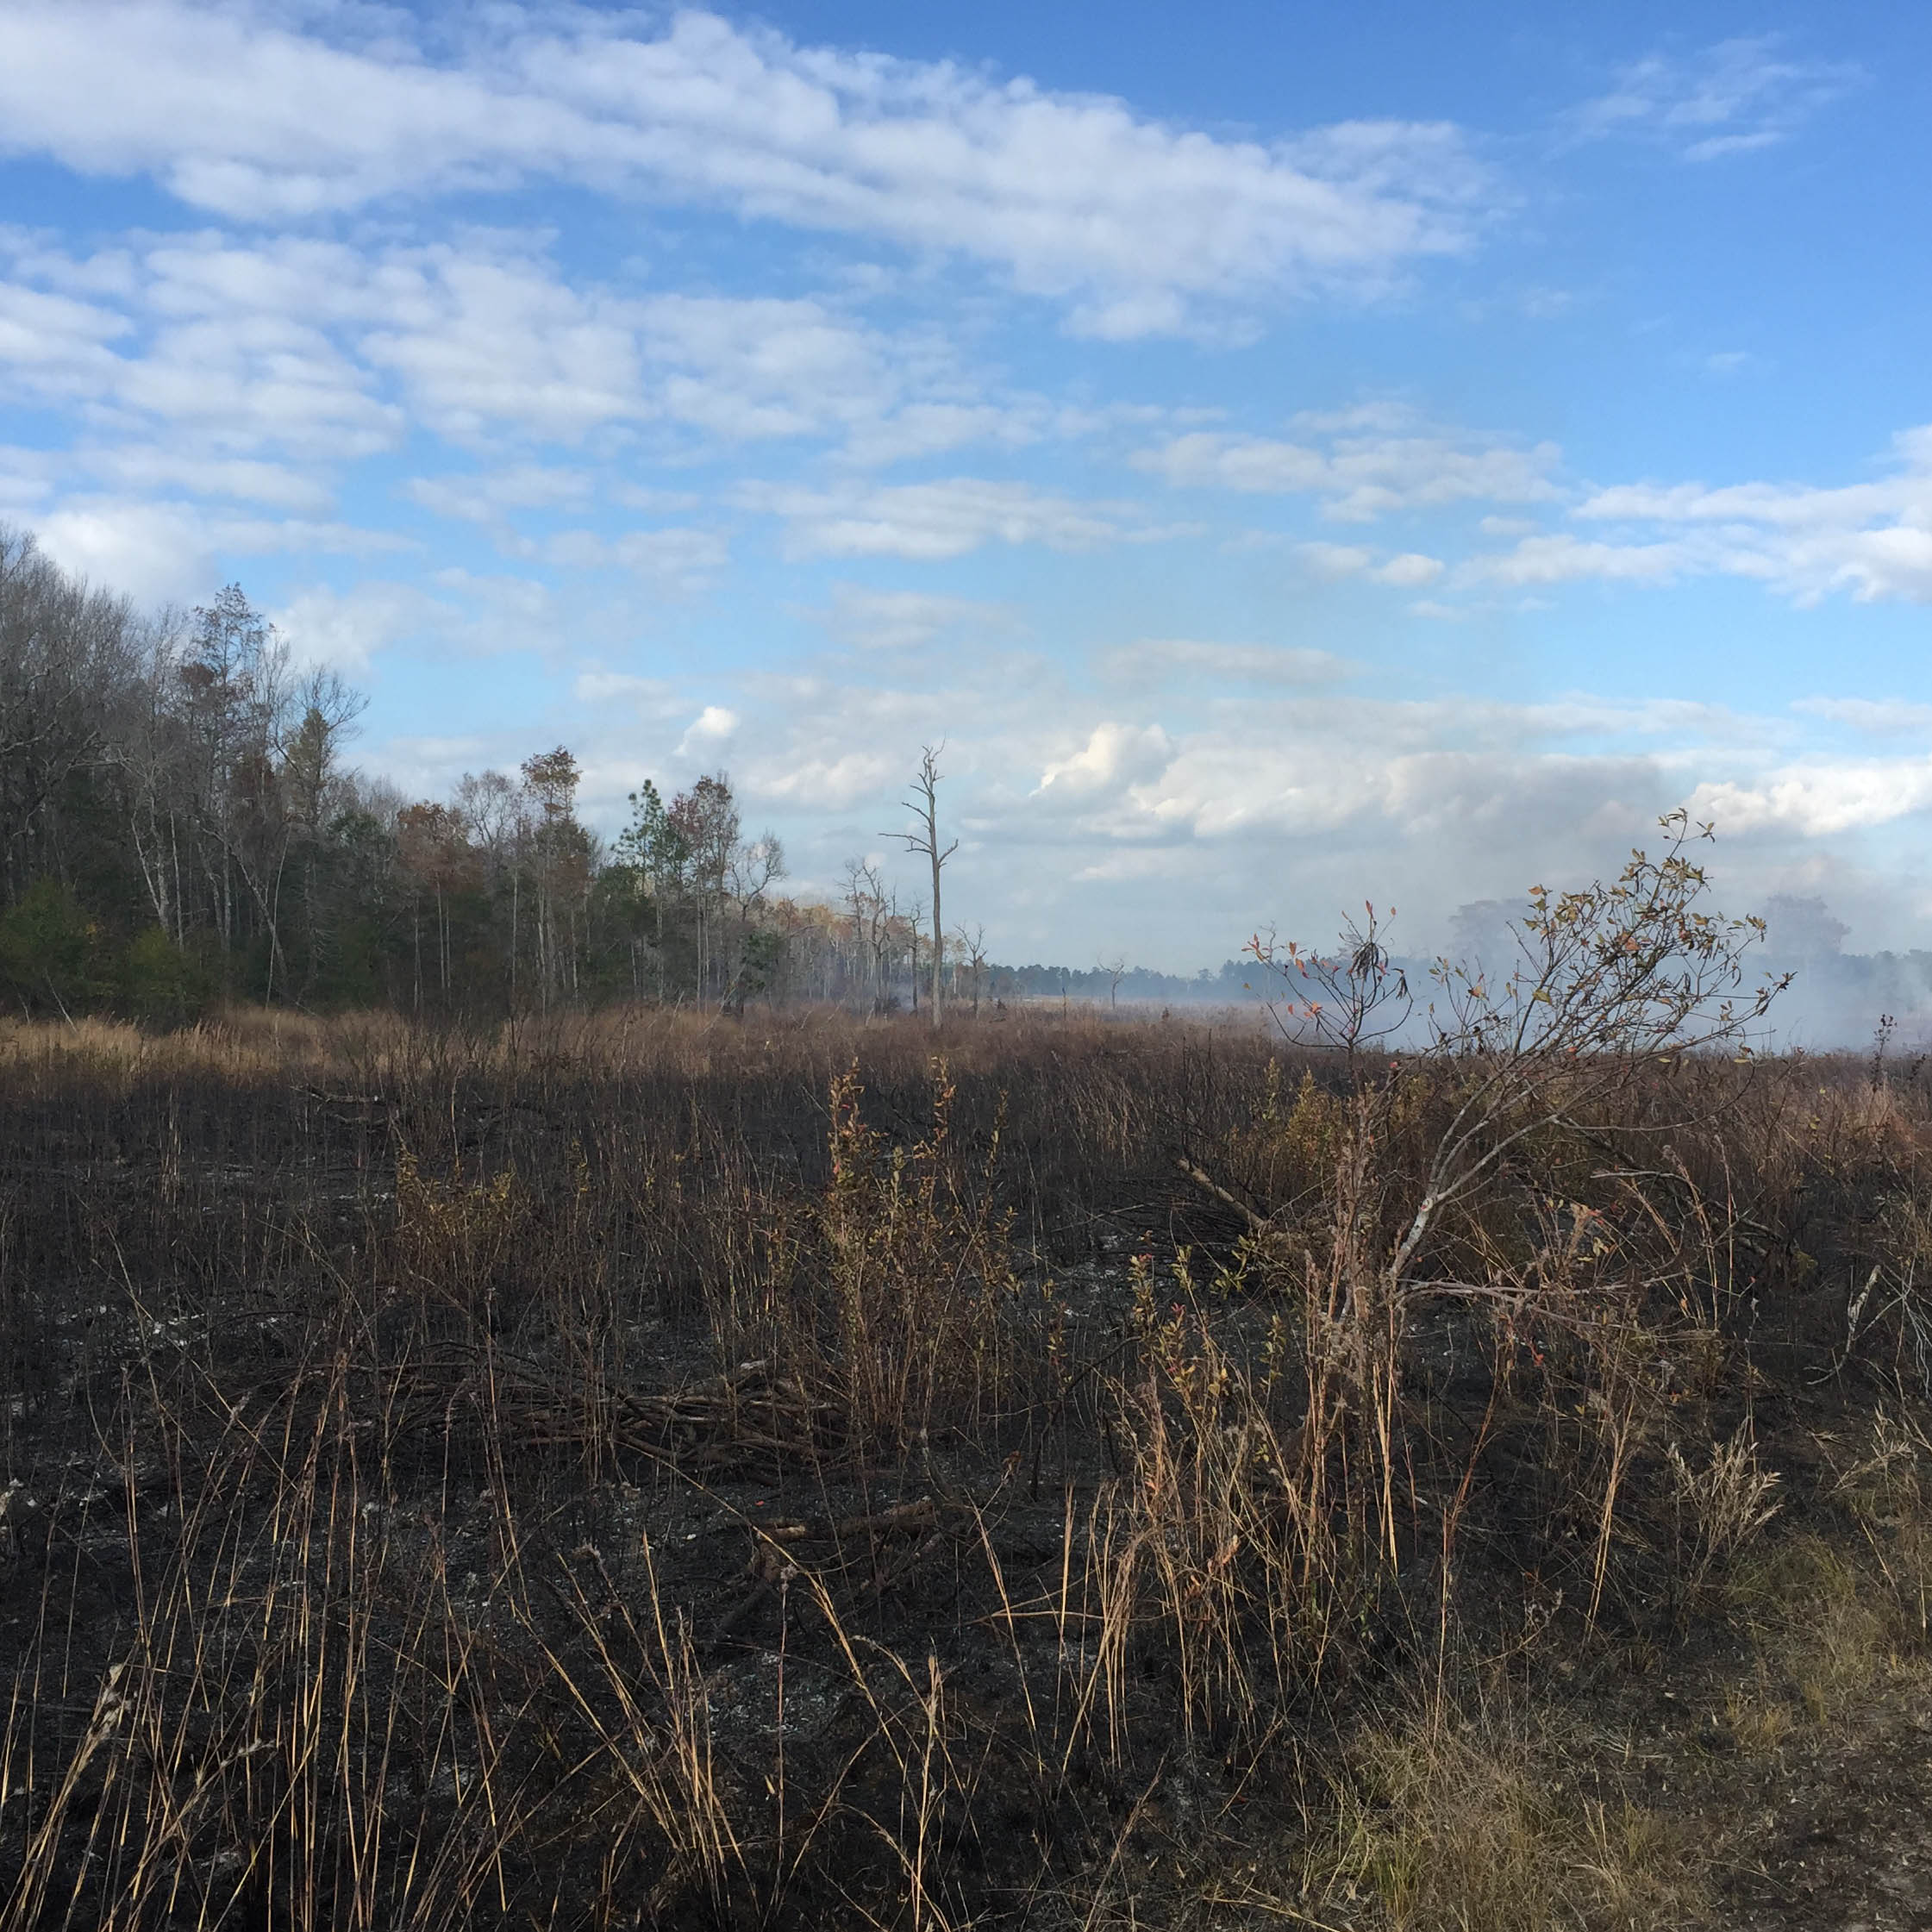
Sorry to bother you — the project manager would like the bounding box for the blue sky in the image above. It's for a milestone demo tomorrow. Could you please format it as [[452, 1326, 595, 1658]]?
[[4, 1, 1932, 969]]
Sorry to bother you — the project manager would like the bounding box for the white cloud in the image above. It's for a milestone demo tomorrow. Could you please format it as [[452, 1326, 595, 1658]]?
[[0, 239, 403, 460], [4, 229, 1059, 474], [0, 280, 130, 396], [572, 670, 683, 716], [1292, 541, 1443, 585], [290, 576, 653, 681], [369, 262, 991, 453], [642, 294, 906, 447], [541, 526, 730, 589], [0, 3, 1496, 337], [370, 734, 503, 799], [34, 497, 217, 603], [1687, 761, 1932, 838], [34, 495, 408, 603], [0, 444, 59, 514], [1464, 532, 1693, 588], [987, 692, 1703, 858], [85, 447, 335, 512], [406, 464, 592, 522], [1793, 697, 1932, 736], [742, 477, 1179, 560], [413, 568, 572, 659], [1377, 550, 1444, 586], [272, 579, 442, 674], [360, 248, 647, 444], [1561, 426, 1932, 604], [755, 750, 901, 809], [840, 400, 1047, 468], [1570, 37, 1861, 162], [523, 632, 1932, 970], [1097, 640, 1354, 685], [812, 583, 1020, 651], [678, 704, 741, 759], [1139, 411, 1560, 520], [1297, 541, 1375, 578], [1035, 722, 1174, 800]]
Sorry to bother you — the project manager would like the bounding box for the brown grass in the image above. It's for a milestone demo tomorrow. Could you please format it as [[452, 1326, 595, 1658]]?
[[3, 1004, 1932, 1926]]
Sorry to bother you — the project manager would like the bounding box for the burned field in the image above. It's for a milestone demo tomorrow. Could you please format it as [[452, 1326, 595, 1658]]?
[[4, 1006, 1932, 1929]]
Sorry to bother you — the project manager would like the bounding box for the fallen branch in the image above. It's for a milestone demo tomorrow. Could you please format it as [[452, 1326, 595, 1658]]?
[[1174, 1154, 1272, 1235]]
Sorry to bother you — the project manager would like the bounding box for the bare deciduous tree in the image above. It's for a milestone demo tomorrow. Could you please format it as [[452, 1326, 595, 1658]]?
[[882, 745, 958, 1029], [844, 858, 891, 1011], [953, 922, 990, 1016]]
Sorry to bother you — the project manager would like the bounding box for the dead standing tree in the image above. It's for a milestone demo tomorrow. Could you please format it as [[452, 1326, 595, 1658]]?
[[882, 744, 958, 1029], [953, 921, 990, 1016]]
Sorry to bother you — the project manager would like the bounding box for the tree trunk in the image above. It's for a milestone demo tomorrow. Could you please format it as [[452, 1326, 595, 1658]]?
[[928, 842, 942, 1027]]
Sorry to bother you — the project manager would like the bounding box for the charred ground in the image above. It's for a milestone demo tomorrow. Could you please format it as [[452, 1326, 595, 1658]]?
[[3, 1005, 1931, 1929]]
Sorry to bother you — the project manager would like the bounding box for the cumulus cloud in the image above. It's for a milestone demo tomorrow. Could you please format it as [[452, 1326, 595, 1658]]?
[[1297, 541, 1375, 578], [0, 4, 1494, 338], [677, 704, 741, 759], [1377, 551, 1444, 586], [34, 495, 408, 603], [1687, 760, 1932, 838], [755, 750, 902, 810], [1035, 722, 1174, 801], [33, 498, 218, 603]]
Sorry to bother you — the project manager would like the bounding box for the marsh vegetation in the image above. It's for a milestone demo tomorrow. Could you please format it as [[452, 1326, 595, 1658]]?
[[3, 952, 1932, 1928]]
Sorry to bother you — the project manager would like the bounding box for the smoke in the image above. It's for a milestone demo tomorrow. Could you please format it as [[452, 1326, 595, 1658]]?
[[1433, 891, 1932, 1053]]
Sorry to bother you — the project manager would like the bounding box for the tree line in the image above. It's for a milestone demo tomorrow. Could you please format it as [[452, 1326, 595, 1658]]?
[[0, 526, 1034, 1022]]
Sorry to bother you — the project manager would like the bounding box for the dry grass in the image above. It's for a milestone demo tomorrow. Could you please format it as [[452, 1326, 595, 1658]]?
[[1299, 1699, 1706, 1931], [3, 1004, 1932, 1926]]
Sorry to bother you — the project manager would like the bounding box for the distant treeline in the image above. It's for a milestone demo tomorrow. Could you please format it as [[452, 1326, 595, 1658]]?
[[24, 520, 1907, 1041], [995, 960, 1262, 1006], [1, 524, 1272, 1024]]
